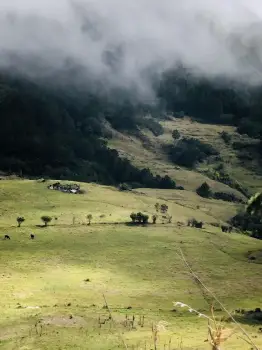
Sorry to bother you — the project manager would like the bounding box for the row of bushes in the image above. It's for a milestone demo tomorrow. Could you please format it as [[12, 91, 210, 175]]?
[[202, 169, 250, 198], [196, 182, 245, 203]]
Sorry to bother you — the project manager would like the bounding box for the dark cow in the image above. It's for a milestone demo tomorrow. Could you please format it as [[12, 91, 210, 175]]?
[[221, 225, 233, 233], [30, 234, 35, 240], [4, 235, 10, 240]]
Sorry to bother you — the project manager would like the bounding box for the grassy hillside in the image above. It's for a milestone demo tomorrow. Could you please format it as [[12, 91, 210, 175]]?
[[108, 117, 262, 194], [1, 179, 262, 349]]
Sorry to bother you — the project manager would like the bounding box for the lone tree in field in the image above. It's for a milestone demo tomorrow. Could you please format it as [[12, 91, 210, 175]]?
[[16, 216, 25, 227], [130, 212, 149, 225], [87, 214, 93, 225], [196, 182, 212, 198], [41, 215, 52, 227]]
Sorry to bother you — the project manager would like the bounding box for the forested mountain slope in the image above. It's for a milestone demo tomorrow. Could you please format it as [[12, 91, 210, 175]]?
[[0, 68, 262, 192]]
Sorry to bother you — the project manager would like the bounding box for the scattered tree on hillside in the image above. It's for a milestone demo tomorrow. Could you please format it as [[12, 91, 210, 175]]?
[[172, 129, 181, 140], [152, 214, 158, 224], [155, 203, 160, 212], [187, 218, 198, 227], [160, 204, 168, 214], [130, 213, 137, 223], [87, 214, 93, 225], [41, 215, 52, 227], [142, 214, 149, 224], [16, 216, 25, 227], [167, 214, 172, 223], [220, 131, 231, 144], [196, 182, 212, 198]]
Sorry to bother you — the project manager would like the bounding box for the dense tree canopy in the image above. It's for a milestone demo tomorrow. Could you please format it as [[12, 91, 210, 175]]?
[[0, 73, 175, 189], [158, 68, 262, 142]]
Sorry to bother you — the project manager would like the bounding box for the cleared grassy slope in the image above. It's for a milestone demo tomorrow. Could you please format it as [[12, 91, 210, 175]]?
[[0, 180, 262, 349], [108, 117, 262, 194]]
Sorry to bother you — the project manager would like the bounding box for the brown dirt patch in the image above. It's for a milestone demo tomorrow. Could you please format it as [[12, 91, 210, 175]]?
[[41, 315, 87, 327]]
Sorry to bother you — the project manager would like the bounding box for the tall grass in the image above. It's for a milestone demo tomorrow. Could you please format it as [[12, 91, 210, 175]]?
[[177, 248, 259, 350]]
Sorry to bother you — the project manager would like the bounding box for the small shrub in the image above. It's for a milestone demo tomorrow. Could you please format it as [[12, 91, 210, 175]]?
[[119, 183, 131, 191], [152, 214, 157, 224], [160, 204, 168, 213], [41, 215, 52, 227], [188, 218, 200, 227], [220, 131, 231, 144], [155, 203, 160, 212], [167, 214, 172, 223], [196, 182, 212, 198], [87, 214, 93, 225], [17, 216, 25, 227], [172, 129, 181, 140], [213, 191, 244, 203]]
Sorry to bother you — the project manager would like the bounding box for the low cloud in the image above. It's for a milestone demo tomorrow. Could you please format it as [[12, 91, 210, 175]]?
[[1, 0, 262, 96]]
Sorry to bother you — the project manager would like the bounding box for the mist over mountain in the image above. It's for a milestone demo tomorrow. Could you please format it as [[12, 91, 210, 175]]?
[[0, 0, 262, 185], [1, 0, 262, 96]]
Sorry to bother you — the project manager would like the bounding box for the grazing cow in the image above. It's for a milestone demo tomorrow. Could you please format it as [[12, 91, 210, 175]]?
[[30, 234, 35, 240], [221, 225, 233, 233], [4, 235, 10, 240]]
